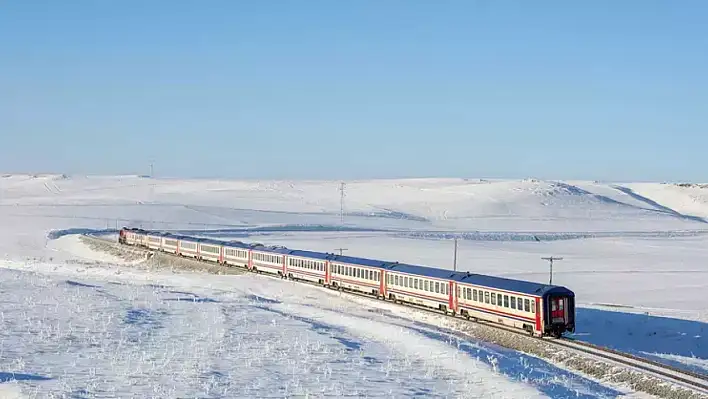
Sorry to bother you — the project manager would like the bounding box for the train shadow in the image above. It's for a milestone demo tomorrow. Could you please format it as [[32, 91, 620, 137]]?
[[569, 307, 708, 376]]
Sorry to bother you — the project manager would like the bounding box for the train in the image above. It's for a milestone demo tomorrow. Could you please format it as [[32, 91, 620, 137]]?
[[118, 227, 575, 338]]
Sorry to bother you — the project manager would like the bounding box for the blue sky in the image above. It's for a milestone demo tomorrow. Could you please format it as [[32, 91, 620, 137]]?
[[1, 1, 706, 181]]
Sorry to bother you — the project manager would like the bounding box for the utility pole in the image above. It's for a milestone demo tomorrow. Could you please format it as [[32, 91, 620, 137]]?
[[334, 248, 348, 256], [149, 162, 155, 229], [541, 256, 563, 285], [453, 237, 458, 271], [339, 182, 346, 224]]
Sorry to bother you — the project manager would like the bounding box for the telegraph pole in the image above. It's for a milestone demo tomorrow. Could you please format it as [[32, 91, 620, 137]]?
[[453, 237, 458, 271], [149, 162, 155, 229], [339, 182, 346, 224], [542, 256, 563, 285]]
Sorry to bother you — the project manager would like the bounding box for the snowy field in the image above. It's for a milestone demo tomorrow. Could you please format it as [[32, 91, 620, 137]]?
[[1, 174, 707, 398]]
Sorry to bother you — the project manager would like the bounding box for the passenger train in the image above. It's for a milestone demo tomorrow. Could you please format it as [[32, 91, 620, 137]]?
[[119, 227, 575, 338]]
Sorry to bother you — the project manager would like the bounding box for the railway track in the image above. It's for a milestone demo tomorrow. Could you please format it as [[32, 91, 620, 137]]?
[[550, 337, 708, 395], [89, 234, 708, 397]]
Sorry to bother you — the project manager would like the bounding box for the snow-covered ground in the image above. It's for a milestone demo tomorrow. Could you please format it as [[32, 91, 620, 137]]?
[[1, 174, 707, 397]]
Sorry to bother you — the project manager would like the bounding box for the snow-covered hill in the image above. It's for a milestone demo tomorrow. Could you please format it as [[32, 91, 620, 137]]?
[[2, 174, 708, 232]]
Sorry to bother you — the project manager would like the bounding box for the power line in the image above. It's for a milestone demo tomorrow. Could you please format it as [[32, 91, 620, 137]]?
[[541, 256, 563, 285]]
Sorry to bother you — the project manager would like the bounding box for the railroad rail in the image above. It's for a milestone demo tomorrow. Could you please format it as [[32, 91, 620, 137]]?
[[88, 233, 708, 397], [552, 337, 708, 396]]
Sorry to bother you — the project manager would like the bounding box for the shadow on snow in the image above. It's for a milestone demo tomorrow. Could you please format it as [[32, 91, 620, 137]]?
[[402, 321, 624, 399], [0, 372, 52, 383], [571, 307, 708, 376], [65, 280, 101, 289]]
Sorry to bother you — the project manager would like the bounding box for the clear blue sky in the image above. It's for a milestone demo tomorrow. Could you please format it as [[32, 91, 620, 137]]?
[[1, 1, 706, 181]]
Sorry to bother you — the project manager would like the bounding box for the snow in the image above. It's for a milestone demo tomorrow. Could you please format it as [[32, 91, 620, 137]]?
[[1, 174, 707, 397]]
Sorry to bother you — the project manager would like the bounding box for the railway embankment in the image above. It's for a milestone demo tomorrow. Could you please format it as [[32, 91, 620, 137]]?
[[79, 235, 246, 275]]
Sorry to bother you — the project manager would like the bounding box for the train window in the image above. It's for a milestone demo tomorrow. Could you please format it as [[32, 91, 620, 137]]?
[[510, 297, 516, 309], [484, 292, 490, 304], [414, 279, 418, 289], [504, 295, 509, 308], [519, 297, 524, 311], [558, 300, 564, 310], [442, 284, 447, 295], [531, 300, 535, 313], [473, 289, 477, 301], [424, 280, 429, 291], [434, 282, 439, 293], [491, 293, 496, 305], [524, 299, 530, 312], [394, 275, 399, 285]]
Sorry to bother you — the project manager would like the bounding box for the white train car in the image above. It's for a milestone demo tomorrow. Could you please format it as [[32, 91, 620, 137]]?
[[385, 264, 453, 313], [456, 282, 540, 334], [198, 239, 223, 263], [250, 246, 287, 276], [161, 234, 180, 254], [285, 250, 329, 284], [329, 256, 385, 297], [145, 232, 163, 251], [178, 237, 200, 259], [223, 242, 250, 268]]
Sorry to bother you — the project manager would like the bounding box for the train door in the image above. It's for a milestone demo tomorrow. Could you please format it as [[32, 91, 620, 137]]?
[[448, 281, 457, 314], [379, 271, 386, 298], [550, 297, 566, 324], [325, 261, 330, 285]]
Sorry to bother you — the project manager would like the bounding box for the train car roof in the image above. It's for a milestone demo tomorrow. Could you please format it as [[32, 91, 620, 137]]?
[[288, 249, 336, 260], [460, 273, 574, 297], [330, 254, 394, 268], [385, 262, 469, 280], [195, 237, 227, 246], [250, 245, 296, 255], [223, 240, 252, 249]]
